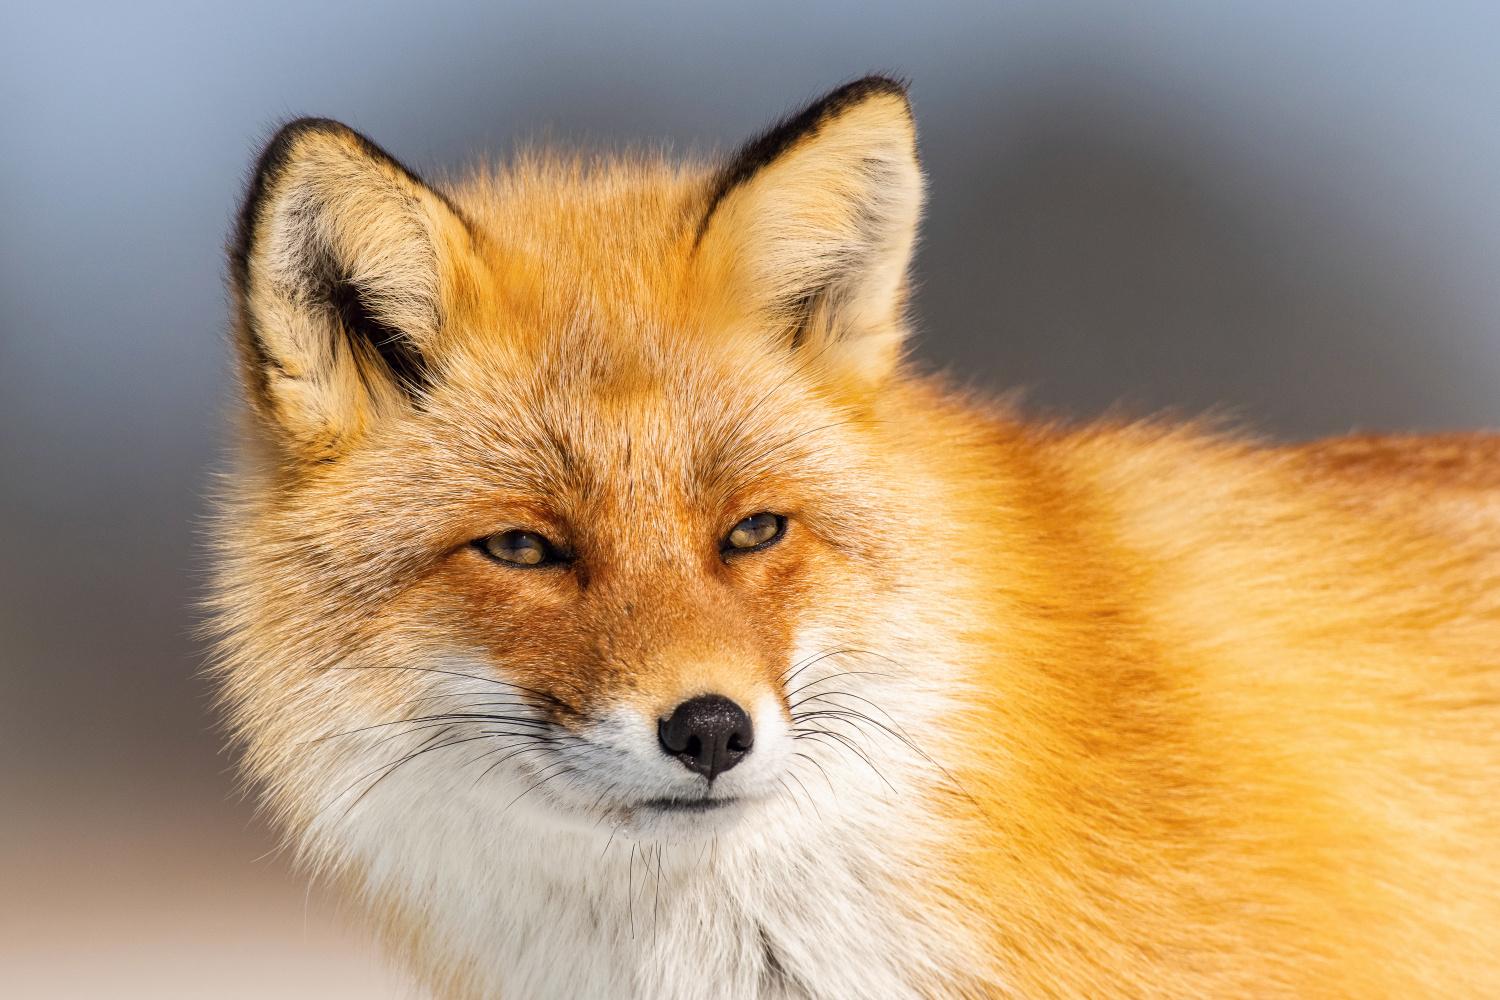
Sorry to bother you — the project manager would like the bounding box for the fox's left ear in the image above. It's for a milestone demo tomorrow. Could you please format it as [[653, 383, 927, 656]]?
[[694, 76, 923, 388]]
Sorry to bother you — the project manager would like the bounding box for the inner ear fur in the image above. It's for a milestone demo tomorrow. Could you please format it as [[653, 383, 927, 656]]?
[[694, 76, 924, 387], [230, 118, 477, 460]]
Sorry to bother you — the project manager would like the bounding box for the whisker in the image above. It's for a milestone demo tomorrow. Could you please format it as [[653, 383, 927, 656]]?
[[325, 664, 577, 713], [792, 706, 905, 742], [776, 646, 858, 687], [628, 844, 637, 940], [329, 725, 482, 822], [707, 421, 860, 495], [498, 760, 581, 815], [792, 750, 838, 798], [468, 739, 560, 789], [794, 728, 896, 792], [795, 699, 982, 810], [778, 772, 819, 823], [401, 691, 540, 711], [653, 843, 663, 943], [792, 688, 905, 729], [784, 668, 895, 703], [305, 713, 551, 745]]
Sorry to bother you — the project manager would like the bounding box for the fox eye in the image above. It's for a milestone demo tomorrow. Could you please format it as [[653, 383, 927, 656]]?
[[724, 512, 784, 552], [477, 530, 555, 567]]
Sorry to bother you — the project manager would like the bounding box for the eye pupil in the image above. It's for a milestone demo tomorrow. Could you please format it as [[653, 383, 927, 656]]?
[[726, 513, 781, 550], [482, 530, 549, 566]]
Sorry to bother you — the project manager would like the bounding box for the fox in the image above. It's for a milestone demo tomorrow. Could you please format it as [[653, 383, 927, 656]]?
[[210, 76, 1500, 999]]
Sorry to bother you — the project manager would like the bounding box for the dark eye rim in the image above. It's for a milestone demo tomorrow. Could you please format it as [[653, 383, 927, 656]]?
[[472, 528, 570, 568], [720, 512, 787, 556]]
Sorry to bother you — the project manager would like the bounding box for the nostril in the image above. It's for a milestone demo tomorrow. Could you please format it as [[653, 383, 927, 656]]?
[[658, 695, 754, 780]]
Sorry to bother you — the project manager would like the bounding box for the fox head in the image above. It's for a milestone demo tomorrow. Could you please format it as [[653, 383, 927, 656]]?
[[214, 76, 977, 878]]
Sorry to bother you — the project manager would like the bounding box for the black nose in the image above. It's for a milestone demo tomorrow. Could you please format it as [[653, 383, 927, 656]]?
[[658, 695, 754, 780]]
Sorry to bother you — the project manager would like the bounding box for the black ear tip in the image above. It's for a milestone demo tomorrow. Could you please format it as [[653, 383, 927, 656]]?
[[829, 74, 911, 104], [257, 117, 404, 174], [789, 75, 912, 134], [249, 117, 362, 185], [255, 118, 357, 176], [231, 117, 405, 289], [233, 118, 345, 286], [701, 75, 916, 228], [273, 115, 358, 138]]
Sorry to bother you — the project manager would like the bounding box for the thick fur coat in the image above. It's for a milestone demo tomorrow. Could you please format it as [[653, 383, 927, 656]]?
[[212, 77, 1500, 999]]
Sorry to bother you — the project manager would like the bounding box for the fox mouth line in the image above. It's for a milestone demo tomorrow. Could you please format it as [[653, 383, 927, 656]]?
[[638, 796, 738, 813]]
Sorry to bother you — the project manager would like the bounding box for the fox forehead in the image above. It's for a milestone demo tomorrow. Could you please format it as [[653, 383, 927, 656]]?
[[283, 336, 876, 566], [340, 273, 865, 502], [356, 158, 847, 496], [441, 155, 720, 338]]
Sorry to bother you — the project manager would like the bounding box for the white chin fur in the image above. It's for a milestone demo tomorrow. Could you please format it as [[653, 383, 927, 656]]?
[[290, 641, 974, 1000]]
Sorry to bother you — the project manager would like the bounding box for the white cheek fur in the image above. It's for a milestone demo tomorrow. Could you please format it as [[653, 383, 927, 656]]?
[[284, 628, 977, 1000]]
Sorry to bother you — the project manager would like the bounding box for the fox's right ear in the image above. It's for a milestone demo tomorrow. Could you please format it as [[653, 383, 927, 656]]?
[[230, 118, 479, 461]]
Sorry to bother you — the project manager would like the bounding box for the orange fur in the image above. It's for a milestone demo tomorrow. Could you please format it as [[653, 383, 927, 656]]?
[[213, 79, 1500, 999]]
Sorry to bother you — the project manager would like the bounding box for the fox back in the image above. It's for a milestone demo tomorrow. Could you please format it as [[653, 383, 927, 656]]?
[[212, 78, 1500, 999]]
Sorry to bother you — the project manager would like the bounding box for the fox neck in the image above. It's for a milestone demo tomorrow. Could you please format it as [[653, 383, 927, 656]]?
[[358, 800, 942, 998]]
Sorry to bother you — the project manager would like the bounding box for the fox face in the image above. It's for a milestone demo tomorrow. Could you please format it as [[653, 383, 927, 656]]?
[[271, 323, 924, 842]]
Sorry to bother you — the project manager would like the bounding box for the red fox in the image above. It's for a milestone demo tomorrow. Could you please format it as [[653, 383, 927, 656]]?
[[212, 76, 1500, 999]]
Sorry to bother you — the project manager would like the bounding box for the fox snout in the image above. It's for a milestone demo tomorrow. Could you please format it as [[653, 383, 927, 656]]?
[[657, 694, 755, 780]]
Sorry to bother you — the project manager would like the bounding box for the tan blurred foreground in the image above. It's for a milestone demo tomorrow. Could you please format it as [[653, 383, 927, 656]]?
[[1, 773, 427, 1000]]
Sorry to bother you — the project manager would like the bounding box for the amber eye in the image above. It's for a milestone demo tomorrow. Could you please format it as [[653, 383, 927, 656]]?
[[477, 529, 555, 567], [724, 512, 783, 552]]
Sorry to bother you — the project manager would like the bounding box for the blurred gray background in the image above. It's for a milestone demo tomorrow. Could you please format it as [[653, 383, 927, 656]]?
[[3, 2, 1500, 996]]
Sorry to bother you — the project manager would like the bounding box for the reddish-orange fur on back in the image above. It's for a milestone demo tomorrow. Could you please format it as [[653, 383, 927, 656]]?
[[213, 78, 1500, 999]]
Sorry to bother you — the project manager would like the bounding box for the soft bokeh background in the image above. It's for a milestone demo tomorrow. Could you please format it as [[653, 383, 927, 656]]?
[[4, 2, 1500, 996]]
